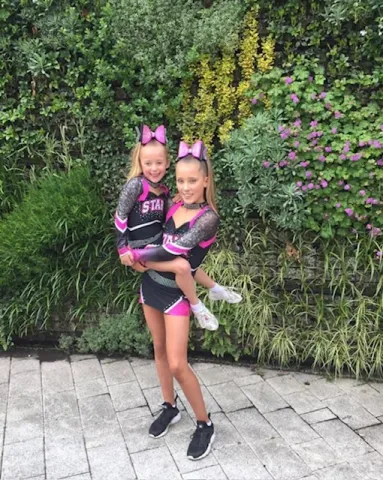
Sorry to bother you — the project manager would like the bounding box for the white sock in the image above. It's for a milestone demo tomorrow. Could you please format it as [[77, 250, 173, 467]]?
[[190, 300, 204, 313], [209, 283, 224, 293], [206, 420, 212, 426]]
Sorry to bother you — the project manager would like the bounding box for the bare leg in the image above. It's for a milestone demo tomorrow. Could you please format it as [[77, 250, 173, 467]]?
[[164, 313, 209, 422], [146, 258, 199, 305], [142, 304, 174, 404], [194, 268, 215, 289]]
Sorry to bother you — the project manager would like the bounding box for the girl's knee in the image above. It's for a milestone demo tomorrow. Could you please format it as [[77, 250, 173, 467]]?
[[168, 358, 188, 378], [173, 257, 191, 276], [153, 341, 167, 359]]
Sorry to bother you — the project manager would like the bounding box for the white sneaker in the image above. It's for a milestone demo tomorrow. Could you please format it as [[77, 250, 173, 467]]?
[[193, 304, 219, 331], [208, 287, 242, 304]]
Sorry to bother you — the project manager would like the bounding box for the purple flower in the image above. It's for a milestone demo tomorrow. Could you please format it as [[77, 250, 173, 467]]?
[[331, 128, 338, 134], [319, 92, 327, 99], [311, 140, 318, 146], [311, 93, 317, 100], [296, 181, 303, 187], [344, 208, 353, 217], [314, 146, 323, 152], [316, 131, 323, 137], [300, 161, 310, 168], [285, 77, 293, 85], [293, 119, 302, 128], [321, 180, 328, 188], [251, 98, 258, 105], [339, 154, 347, 160], [376, 159, 383, 166], [335, 203, 341, 208], [343, 142, 351, 153], [308, 183, 314, 189], [278, 125, 285, 132], [350, 153, 362, 161], [371, 228, 382, 238], [318, 155, 326, 162], [308, 76, 313, 82], [263, 161, 271, 168], [380, 125, 383, 131], [334, 111, 342, 119], [344, 184, 351, 191], [373, 140, 382, 149], [359, 141, 366, 147], [310, 120, 318, 128], [366, 198, 378, 205], [359, 190, 366, 196], [307, 132, 316, 140], [367, 224, 372, 230], [280, 128, 291, 140], [279, 160, 288, 167], [325, 146, 332, 153], [306, 170, 313, 179], [294, 141, 300, 148], [258, 93, 265, 99], [325, 103, 332, 110], [302, 185, 308, 192], [288, 151, 297, 160], [315, 185, 320, 190], [290, 94, 299, 104], [376, 251, 383, 259], [338, 180, 344, 185]]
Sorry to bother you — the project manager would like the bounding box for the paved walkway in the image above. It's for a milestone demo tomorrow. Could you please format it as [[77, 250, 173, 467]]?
[[1, 351, 383, 480]]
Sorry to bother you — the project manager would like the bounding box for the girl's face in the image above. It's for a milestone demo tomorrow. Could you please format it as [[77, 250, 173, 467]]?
[[176, 160, 208, 204], [140, 142, 169, 184]]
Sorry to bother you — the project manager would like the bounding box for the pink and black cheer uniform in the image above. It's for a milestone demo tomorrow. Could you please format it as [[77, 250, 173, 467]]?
[[115, 176, 169, 254], [130, 203, 219, 316]]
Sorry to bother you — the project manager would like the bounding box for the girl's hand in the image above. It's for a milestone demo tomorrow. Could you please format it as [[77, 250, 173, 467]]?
[[131, 263, 148, 273], [172, 193, 182, 203], [120, 251, 135, 266]]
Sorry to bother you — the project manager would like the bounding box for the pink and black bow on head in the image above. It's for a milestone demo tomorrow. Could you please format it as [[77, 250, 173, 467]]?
[[177, 140, 207, 161], [138, 124, 167, 145]]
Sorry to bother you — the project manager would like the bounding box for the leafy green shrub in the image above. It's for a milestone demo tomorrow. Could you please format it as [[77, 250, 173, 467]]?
[[75, 313, 152, 357], [250, 64, 383, 238], [219, 110, 307, 231]]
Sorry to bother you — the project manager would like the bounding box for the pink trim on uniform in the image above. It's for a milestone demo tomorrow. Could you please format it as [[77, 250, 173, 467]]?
[[139, 285, 144, 304], [118, 246, 130, 256], [165, 298, 190, 316], [138, 177, 150, 201], [199, 235, 216, 249], [163, 243, 190, 255], [166, 202, 182, 222], [114, 214, 127, 232], [161, 184, 170, 196]]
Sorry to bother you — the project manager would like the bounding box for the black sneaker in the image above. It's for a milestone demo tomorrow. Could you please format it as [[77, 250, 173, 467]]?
[[187, 416, 215, 460], [149, 402, 181, 438]]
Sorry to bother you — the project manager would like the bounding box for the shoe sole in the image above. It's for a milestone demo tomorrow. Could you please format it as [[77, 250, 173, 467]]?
[[187, 432, 216, 461], [149, 411, 181, 439]]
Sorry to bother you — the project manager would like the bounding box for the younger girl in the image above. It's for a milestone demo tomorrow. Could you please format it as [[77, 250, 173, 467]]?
[[125, 140, 220, 460], [115, 125, 241, 331]]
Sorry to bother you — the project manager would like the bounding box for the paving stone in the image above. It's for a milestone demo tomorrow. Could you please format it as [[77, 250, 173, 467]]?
[[0, 357, 10, 383], [240, 382, 288, 414], [109, 380, 147, 411], [58, 475, 91, 480], [292, 438, 339, 470], [117, 405, 152, 420], [71, 358, 103, 384], [129, 356, 154, 367], [165, 429, 218, 474], [45, 415, 88, 480], [227, 408, 279, 445], [101, 359, 136, 385], [284, 390, 324, 415], [78, 394, 123, 448], [10, 369, 41, 394], [301, 408, 337, 425], [313, 419, 372, 459], [4, 414, 43, 445], [100, 356, 120, 364], [1, 437, 44, 480], [324, 395, 380, 429], [207, 381, 252, 412], [264, 408, 318, 445], [300, 476, 319, 480], [223, 364, 259, 379], [118, 412, 166, 453], [190, 361, 221, 373], [178, 385, 221, 417], [131, 446, 182, 480], [195, 365, 241, 386], [214, 444, 272, 480], [209, 412, 245, 450], [348, 451, 383, 480], [7, 390, 42, 424], [292, 371, 322, 385], [11, 356, 40, 374], [358, 424, 383, 455], [370, 382, 383, 394], [132, 362, 160, 389], [234, 374, 263, 387], [350, 384, 383, 417], [252, 438, 310, 480], [87, 440, 136, 480], [266, 374, 305, 397], [70, 354, 97, 362], [75, 377, 108, 399], [143, 385, 176, 414], [258, 369, 289, 380], [305, 378, 344, 400], [336, 377, 365, 393], [314, 462, 361, 480], [42, 360, 74, 394], [43, 390, 79, 420], [0, 382, 9, 426], [182, 465, 228, 480]]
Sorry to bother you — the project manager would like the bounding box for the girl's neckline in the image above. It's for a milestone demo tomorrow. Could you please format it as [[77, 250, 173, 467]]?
[[171, 203, 208, 230], [143, 176, 161, 189], [183, 201, 207, 210]]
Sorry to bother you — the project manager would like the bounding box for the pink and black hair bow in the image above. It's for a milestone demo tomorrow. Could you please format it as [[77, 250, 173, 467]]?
[[177, 140, 207, 161], [138, 124, 167, 145]]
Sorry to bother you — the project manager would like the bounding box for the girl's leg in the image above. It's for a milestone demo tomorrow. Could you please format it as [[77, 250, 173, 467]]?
[[142, 304, 174, 404], [193, 268, 215, 289], [164, 313, 209, 422]]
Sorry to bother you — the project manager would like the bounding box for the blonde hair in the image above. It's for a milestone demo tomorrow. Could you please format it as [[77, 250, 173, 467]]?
[[177, 155, 218, 214], [127, 141, 170, 181]]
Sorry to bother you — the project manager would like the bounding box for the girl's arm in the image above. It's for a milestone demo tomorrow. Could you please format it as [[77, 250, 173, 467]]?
[[115, 177, 142, 257], [130, 210, 219, 264]]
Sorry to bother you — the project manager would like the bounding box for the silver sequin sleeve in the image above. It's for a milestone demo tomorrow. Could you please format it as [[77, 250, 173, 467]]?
[[115, 177, 142, 253]]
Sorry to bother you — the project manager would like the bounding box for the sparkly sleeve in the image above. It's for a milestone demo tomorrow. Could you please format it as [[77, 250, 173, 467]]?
[[114, 177, 142, 256], [130, 209, 219, 263]]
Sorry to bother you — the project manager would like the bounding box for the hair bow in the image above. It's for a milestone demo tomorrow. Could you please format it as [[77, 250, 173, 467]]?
[[177, 140, 206, 161], [138, 125, 167, 145]]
